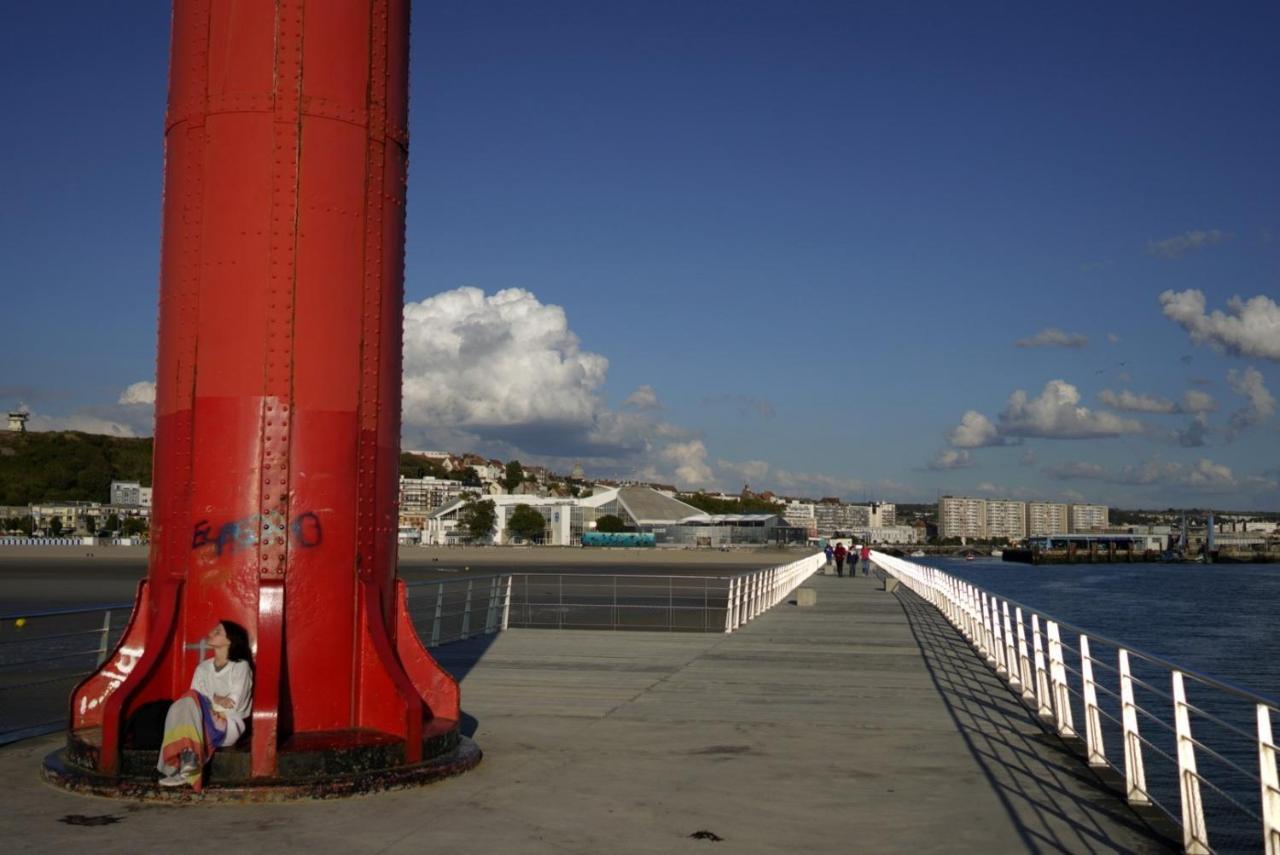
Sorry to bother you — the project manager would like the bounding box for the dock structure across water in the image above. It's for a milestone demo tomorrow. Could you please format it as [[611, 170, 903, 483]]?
[[1, 572, 1172, 853]]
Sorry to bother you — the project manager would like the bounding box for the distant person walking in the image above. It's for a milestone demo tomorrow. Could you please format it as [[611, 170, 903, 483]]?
[[860, 544, 872, 576], [824, 543, 834, 570], [834, 542, 847, 577]]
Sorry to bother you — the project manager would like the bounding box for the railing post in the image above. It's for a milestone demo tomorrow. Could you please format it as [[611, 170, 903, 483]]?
[[96, 609, 113, 666], [1118, 649, 1150, 806], [1001, 601, 1018, 683], [461, 579, 474, 639], [501, 575, 513, 631], [724, 577, 737, 633], [1257, 704, 1280, 855], [980, 593, 996, 664], [1080, 635, 1106, 767], [974, 591, 986, 653], [1047, 621, 1076, 737], [964, 584, 978, 641], [1173, 671, 1210, 853], [737, 575, 746, 629], [1032, 614, 1052, 720], [484, 576, 499, 633], [1015, 607, 1034, 702], [431, 582, 444, 645]]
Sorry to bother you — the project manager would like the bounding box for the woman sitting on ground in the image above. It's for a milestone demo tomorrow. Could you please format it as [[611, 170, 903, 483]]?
[[156, 620, 253, 790]]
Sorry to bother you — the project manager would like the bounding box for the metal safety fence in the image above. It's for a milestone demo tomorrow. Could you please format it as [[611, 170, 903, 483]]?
[[0, 553, 825, 744], [403, 551, 826, 640], [874, 551, 1280, 854], [0, 602, 131, 744]]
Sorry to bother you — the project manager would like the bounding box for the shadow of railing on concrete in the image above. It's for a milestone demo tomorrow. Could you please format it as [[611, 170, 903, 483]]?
[[427, 633, 504, 739], [894, 588, 1177, 853]]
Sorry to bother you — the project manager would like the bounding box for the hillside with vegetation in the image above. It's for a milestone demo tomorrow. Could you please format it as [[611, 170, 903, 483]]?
[[682, 492, 784, 515], [0, 431, 153, 506]]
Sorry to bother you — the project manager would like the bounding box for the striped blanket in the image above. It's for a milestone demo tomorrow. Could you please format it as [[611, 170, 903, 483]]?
[[159, 690, 226, 791]]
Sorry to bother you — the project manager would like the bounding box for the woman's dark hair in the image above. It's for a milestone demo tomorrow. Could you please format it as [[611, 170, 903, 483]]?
[[220, 620, 253, 664]]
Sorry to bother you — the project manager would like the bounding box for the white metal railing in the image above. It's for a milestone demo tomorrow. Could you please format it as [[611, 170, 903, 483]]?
[[0, 602, 131, 744], [874, 550, 1280, 854], [722, 551, 826, 633], [403, 552, 826, 639], [406, 575, 515, 644]]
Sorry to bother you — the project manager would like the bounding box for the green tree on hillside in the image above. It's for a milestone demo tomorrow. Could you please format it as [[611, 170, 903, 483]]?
[[682, 492, 783, 515], [502, 460, 525, 493], [0, 431, 152, 505], [398, 452, 460, 481]]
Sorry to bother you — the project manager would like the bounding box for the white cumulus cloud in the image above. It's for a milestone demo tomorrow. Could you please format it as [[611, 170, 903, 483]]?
[[19, 381, 159, 437], [1015, 328, 1089, 349], [401, 287, 617, 456], [118, 381, 156, 405], [946, 410, 1006, 448], [1160, 289, 1280, 361], [999, 380, 1145, 439], [658, 440, 714, 490]]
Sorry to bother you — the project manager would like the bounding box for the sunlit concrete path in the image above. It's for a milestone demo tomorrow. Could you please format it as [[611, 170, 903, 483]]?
[[1, 573, 1171, 854]]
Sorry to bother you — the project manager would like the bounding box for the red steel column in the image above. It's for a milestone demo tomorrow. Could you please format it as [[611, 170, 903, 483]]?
[[68, 0, 458, 780]]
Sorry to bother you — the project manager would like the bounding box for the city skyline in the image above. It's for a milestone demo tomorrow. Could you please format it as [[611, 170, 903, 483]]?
[[2, 3, 1278, 510]]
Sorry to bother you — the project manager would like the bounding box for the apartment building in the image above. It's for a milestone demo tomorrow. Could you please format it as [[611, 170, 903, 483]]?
[[1070, 504, 1109, 532], [814, 502, 863, 536], [868, 502, 896, 527], [985, 499, 1027, 541], [109, 480, 153, 508], [1027, 501, 1069, 536], [781, 501, 817, 537], [938, 496, 986, 539], [846, 504, 872, 528], [398, 476, 470, 515]]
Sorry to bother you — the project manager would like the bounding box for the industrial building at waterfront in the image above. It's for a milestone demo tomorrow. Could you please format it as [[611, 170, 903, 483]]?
[[423, 486, 807, 547]]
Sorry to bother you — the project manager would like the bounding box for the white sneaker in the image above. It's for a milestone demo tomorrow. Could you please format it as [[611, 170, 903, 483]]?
[[158, 773, 188, 787]]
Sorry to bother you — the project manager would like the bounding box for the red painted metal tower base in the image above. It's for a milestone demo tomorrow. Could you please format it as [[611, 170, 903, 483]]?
[[43, 1, 478, 796]]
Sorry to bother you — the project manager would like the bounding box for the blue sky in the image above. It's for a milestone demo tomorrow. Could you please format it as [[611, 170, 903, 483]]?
[[2, 2, 1278, 509]]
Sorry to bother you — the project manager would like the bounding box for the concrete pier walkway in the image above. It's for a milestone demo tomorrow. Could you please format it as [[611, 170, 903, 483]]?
[[1, 573, 1172, 853]]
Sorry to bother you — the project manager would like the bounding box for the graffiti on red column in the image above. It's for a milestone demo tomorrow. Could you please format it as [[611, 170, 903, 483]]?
[[192, 511, 322, 557]]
